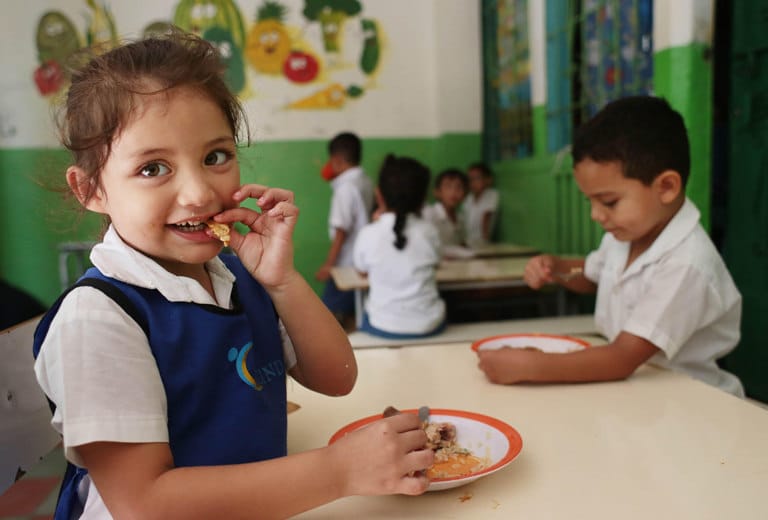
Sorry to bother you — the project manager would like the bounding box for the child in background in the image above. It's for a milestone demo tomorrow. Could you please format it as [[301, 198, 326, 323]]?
[[315, 132, 374, 329], [353, 155, 446, 338], [33, 34, 434, 520], [478, 96, 744, 397], [422, 168, 472, 258], [463, 162, 499, 247]]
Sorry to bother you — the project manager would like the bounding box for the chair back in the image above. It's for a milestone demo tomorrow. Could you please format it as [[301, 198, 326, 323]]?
[[0, 316, 61, 495]]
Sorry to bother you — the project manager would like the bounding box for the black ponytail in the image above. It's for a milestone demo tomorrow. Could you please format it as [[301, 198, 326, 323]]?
[[377, 154, 430, 251]]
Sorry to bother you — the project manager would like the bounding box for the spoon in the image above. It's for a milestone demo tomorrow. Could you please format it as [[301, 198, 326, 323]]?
[[418, 406, 430, 423], [553, 267, 583, 281]]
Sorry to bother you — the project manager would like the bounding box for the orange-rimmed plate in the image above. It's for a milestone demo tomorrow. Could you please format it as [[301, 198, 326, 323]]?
[[329, 409, 522, 492], [471, 333, 591, 353]]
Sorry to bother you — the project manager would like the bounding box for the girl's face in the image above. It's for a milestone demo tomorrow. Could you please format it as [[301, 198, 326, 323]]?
[[83, 86, 240, 277]]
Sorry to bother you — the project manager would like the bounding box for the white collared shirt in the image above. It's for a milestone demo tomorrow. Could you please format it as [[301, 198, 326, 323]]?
[[463, 188, 499, 247], [353, 213, 445, 333], [328, 166, 374, 267], [584, 198, 744, 396], [422, 201, 465, 247]]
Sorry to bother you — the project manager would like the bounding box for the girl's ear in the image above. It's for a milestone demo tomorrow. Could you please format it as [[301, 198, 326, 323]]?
[[655, 169, 682, 204], [66, 166, 106, 213]]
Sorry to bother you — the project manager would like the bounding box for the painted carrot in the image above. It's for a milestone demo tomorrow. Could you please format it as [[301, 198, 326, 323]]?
[[287, 83, 346, 109]]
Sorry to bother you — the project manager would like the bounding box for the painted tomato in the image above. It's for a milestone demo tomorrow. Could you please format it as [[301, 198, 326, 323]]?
[[34, 60, 64, 95], [283, 51, 319, 83]]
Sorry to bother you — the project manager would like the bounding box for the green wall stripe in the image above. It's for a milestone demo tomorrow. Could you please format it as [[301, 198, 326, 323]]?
[[653, 43, 713, 229], [1, 133, 481, 305]]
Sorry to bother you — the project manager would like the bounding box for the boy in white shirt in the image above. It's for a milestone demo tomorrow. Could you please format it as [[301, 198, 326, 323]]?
[[478, 96, 744, 397], [315, 132, 374, 328], [422, 168, 470, 257], [463, 162, 499, 247]]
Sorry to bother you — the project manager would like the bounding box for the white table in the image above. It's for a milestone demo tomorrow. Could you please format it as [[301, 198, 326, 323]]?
[[287, 317, 768, 519], [331, 256, 537, 327]]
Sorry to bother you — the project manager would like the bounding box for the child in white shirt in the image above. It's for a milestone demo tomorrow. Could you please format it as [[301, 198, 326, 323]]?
[[315, 132, 374, 327], [353, 155, 446, 338], [422, 168, 470, 258], [463, 162, 499, 247], [478, 96, 743, 397]]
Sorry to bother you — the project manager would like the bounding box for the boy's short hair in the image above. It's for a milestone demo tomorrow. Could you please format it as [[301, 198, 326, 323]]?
[[435, 168, 469, 190], [572, 96, 690, 186], [329, 132, 362, 165], [467, 162, 493, 179]]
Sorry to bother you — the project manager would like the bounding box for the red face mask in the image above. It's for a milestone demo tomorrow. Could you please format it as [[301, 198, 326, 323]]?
[[321, 160, 336, 181]]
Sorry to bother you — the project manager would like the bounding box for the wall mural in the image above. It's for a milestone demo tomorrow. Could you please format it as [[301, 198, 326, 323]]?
[[32, 0, 383, 110]]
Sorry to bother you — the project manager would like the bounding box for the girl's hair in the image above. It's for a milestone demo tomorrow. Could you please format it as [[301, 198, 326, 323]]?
[[377, 154, 430, 250], [58, 29, 247, 206]]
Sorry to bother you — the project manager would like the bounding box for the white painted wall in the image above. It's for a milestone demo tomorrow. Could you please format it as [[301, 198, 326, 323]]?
[[0, 0, 482, 148]]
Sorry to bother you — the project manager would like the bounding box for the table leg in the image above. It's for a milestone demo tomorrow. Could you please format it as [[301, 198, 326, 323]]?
[[355, 289, 363, 328]]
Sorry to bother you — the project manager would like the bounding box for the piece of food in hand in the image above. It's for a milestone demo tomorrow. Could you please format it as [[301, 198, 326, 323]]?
[[206, 221, 231, 246]]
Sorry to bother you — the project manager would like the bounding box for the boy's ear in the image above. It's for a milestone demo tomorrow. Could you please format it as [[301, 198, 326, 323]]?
[[66, 166, 106, 213], [655, 170, 683, 203]]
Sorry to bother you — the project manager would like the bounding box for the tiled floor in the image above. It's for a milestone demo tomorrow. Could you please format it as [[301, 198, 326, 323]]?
[[0, 448, 65, 520]]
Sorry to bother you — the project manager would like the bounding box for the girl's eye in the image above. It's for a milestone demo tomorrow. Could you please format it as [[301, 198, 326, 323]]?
[[139, 162, 170, 177], [204, 150, 231, 166]]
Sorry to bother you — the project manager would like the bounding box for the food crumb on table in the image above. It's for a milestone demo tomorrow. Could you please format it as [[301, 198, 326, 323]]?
[[458, 493, 473, 502]]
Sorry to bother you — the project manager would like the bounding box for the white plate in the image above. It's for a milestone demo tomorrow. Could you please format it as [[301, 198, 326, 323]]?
[[471, 333, 591, 353], [329, 409, 523, 492]]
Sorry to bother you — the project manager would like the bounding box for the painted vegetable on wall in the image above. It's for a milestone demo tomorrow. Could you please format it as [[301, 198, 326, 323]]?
[[173, 0, 246, 48], [359, 18, 380, 75], [204, 26, 246, 93], [245, 1, 291, 74], [302, 0, 361, 53], [34, 10, 81, 95], [84, 0, 118, 50], [174, 0, 247, 94], [283, 50, 320, 83]]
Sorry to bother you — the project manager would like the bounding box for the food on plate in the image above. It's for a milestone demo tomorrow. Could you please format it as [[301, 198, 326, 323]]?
[[383, 406, 489, 479], [206, 221, 231, 247]]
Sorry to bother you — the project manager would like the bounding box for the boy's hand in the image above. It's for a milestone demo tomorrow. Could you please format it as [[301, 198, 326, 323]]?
[[214, 184, 298, 289], [329, 413, 434, 497], [523, 254, 557, 289], [477, 347, 536, 384]]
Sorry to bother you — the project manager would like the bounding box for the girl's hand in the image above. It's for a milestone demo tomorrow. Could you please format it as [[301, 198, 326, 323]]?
[[214, 184, 299, 289], [523, 254, 557, 289], [329, 413, 434, 496]]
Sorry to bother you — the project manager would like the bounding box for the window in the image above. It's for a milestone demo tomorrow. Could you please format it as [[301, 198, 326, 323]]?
[[482, 0, 533, 161], [546, 0, 653, 152]]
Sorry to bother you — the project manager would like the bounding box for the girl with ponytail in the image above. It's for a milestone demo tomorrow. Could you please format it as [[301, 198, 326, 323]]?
[[353, 155, 446, 338]]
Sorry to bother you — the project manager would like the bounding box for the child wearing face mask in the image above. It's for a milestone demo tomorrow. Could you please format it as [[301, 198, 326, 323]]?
[[478, 96, 743, 397], [32, 32, 433, 520]]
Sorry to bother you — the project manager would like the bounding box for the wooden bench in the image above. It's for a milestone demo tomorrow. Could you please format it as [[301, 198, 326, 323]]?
[[0, 316, 60, 495]]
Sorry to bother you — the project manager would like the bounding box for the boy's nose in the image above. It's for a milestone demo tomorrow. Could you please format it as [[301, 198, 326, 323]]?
[[590, 203, 606, 224]]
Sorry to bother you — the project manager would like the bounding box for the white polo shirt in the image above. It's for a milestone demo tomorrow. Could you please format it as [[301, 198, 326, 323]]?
[[463, 188, 499, 247], [584, 198, 744, 396], [353, 213, 445, 334], [328, 166, 374, 267], [422, 201, 465, 247]]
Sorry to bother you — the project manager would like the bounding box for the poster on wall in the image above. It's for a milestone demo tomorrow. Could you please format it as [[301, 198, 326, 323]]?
[[32, 0, 382, 109], [2, 0, 481, 147]]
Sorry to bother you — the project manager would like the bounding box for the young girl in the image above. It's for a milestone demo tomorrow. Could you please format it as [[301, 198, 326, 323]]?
[[463, 162, 499, 248], [353, 155, 446, 338], [32, 33, 433, 519]]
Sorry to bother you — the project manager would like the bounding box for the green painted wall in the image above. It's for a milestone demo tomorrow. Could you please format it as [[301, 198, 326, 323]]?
[[0, 133, 481, 306], [653, 43, 713, 229]]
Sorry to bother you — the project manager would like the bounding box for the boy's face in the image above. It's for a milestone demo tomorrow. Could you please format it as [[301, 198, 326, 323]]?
[[574, 158, 674, 245], [434, 177, 467, 210], [82, 86, 240, 277], [467, 168, 489, 195]]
